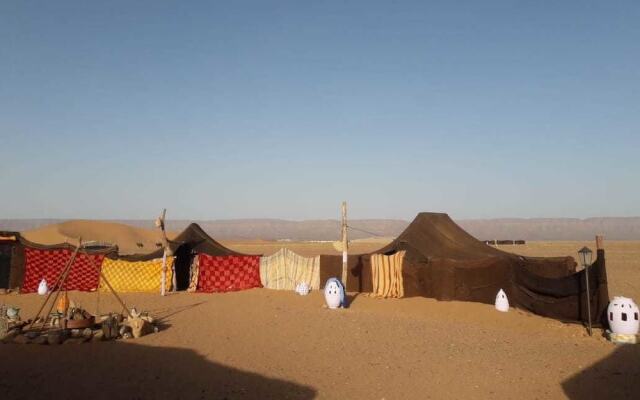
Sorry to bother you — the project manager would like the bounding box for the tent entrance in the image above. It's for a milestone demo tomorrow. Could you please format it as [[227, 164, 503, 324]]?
[[0, 242, 12, 289], [173, 244, 194, 291]]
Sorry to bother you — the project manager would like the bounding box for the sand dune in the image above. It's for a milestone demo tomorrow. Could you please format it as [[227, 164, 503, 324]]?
[[20, 220, 175, 255]]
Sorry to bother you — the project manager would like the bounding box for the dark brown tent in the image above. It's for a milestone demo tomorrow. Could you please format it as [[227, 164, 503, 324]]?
[[321, 213, 609, 325]]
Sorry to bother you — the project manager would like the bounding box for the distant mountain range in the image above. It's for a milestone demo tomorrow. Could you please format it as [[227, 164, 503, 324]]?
[[2, 217, 640, 241]]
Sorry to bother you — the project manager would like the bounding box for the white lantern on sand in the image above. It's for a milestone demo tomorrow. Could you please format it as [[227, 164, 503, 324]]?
[[324, 278, 345, 309], [607, 296, 639, 335], [296, 282, 310, 296], [495, 289, 509, 312], [37, 279, 48, 295]]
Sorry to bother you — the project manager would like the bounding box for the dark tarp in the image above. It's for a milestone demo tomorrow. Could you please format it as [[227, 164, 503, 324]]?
[[319, 255, 366, 292], [321, 213, 608, 325]]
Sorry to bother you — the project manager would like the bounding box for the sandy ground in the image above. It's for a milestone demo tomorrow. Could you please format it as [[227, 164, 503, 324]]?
[[1, 241, 639, 399]]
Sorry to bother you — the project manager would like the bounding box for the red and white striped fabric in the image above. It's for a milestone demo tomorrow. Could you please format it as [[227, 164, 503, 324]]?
[[22, 247, 104, 293], [196, 254, 262, 293]]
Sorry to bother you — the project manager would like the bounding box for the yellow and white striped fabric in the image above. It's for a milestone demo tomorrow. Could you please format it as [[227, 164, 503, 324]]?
[[260, 248, 320, 290], [99, 257, 174, 293], [370, 251, 405, 298], [187, 255, 199, 293]]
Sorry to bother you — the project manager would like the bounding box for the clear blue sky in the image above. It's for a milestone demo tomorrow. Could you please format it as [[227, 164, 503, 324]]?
[[1, 1, 638, 221]]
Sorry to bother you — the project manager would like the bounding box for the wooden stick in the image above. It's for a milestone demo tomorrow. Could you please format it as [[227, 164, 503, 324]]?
[[157, 208, 172, 296], [596, 235, 604, 250], [28, 245, 81, 329], [341, 201, 348, 286], [161, 249, 168, 296], [42, 244, 85, 328], [83, 249, 133, 319]]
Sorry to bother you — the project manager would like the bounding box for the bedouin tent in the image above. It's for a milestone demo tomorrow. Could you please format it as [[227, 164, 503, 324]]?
[[6, 223, 257, 293], [165, 224, 259, 291], [260, 248, 321, 290], [116, 223, 261, 293], [112, 223, 256, 292], [320, 213, 609, 325]]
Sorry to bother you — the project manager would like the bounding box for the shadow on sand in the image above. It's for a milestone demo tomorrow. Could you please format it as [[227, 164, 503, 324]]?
[[150, 301, 206, 322], [0, 341, 317, 400], [561, 344, 640, 399]]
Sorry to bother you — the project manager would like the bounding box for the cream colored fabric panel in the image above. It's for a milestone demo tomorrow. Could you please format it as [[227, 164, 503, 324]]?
[[260, 248, 320, 290], [260, 248, 286, 289], [370, 251, 405, 298]]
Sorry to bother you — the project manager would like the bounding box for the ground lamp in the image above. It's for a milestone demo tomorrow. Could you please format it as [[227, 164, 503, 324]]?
[[324, 278, 346, 309], [495, 289, 509, 312], [578, 246, 593, 336], [607, 296, 640, 335]]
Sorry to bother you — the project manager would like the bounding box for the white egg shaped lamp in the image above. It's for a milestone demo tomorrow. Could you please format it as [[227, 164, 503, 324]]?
[[324, 278, 345, 309], [607, 296, 639, 335], [37, 278, 48, 295], [495, 289, 509, 312], [296, 282, 310, 296]]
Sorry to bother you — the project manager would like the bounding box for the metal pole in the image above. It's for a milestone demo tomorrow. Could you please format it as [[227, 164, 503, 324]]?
[[584, 262, 592, 336]]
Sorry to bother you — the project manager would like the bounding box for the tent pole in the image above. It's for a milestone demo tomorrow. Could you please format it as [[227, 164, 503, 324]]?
[[83, 248, 132, 319], [28, 243, 81, 330], [161, 249, 167, 296], [341, 201, 348, 286], [156, 208, 170, 296]]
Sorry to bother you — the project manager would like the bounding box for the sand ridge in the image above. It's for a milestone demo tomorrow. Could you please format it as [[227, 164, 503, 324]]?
[[20, 220, 177, 255]]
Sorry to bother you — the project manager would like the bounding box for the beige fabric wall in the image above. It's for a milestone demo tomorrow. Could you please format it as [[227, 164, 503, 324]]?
[[260, 248, 320, 290]]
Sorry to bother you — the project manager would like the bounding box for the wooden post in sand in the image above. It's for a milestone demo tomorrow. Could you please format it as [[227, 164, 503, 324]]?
[[596, 235, 604, 251], [341, 201, 348, 286], [156, 209, 171, 296], [161, 250, 168, 296]]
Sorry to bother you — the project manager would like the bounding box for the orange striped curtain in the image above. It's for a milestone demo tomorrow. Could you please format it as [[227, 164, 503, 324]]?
[[370, 251, 405, 298]]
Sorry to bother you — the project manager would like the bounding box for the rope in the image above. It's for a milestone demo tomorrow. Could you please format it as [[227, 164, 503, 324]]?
[[346, 225, 386, 238]]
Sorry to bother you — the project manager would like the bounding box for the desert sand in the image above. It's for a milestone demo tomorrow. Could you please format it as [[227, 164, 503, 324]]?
[[1, 240, 639, 399]]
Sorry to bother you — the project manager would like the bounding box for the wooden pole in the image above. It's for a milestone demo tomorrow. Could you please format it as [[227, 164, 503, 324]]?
[[157, 209, 170, 296], [161, 249, 168, 296], [83, 249, 133, 319], [341, 201, 348, 286], [596, 235, 604, 250], [28, 245, 81, 329]]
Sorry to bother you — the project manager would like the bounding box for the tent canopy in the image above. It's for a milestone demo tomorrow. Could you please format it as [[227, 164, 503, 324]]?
[[377, 212, 576, 276]]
